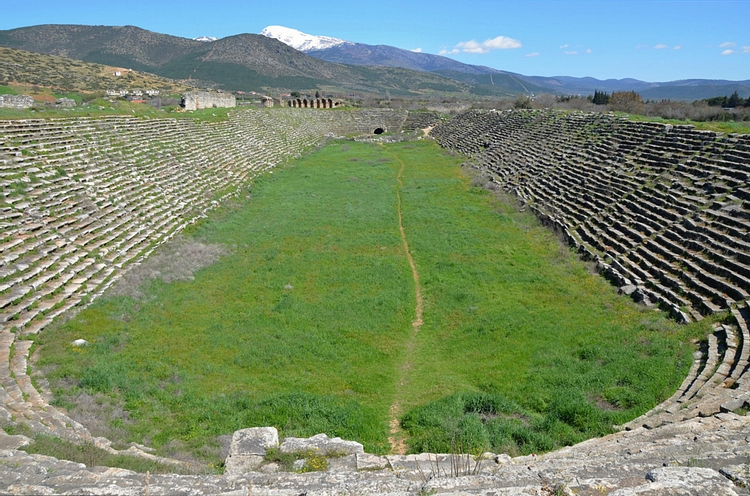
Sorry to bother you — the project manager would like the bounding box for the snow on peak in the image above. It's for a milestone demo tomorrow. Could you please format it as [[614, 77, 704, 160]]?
[[260, 25, 349, 52], [194, 36, 218, 42]]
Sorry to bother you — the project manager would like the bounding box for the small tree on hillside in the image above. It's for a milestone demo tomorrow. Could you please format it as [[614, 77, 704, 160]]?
[[609, 91, 643, 113]]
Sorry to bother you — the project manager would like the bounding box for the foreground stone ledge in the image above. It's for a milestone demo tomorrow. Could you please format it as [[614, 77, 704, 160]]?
[[2, 417, 750, 494]]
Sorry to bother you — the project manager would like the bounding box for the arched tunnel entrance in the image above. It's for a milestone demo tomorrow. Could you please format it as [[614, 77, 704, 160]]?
[[373, 128, 385, 135]]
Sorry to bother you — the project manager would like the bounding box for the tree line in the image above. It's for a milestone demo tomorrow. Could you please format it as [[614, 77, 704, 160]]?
[[703, 91, 750, 108]]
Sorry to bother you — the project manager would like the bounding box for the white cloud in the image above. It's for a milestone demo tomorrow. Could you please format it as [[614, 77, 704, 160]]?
[[565, 50, 578, 55], [743, 46, 750, 53], [673, 45, 682, 50], [456, 40, 487, 53], [560, 44, 569, 49], [722, 49, 734, 55], [444, 35, 522, 54], [585, 48, 592, 54], [483, 36, 522, 50], [526, 52, 540, 57], [411, 48, 422, 53], [654, 44, 668, 49], [720, 41, 736, 48]]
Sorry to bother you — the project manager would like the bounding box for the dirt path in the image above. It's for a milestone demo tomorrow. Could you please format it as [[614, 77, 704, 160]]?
[[382, 145, 423, 454]]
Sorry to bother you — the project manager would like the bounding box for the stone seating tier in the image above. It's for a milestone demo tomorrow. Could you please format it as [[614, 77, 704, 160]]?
[[433, 109, 750, 324], [0, 108, 414, 453]]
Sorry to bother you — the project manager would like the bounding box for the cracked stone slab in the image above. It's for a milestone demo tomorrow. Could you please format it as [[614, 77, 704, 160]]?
[[279, 433, 363, 455], [609, 466, 740, 495]]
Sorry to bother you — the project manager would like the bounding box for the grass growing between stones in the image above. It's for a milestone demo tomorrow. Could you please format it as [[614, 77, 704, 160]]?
[[35, 139, 711, 465]]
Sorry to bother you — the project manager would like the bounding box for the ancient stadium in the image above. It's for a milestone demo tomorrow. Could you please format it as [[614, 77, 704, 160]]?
[[1, 108, 750, 495]]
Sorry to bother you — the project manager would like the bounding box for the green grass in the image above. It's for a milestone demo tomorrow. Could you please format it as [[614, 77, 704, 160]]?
[[36, 140, 710, 465], [622, 113, 750, 135], [0, 96, 234, 122], [0, 84, 18, 95]]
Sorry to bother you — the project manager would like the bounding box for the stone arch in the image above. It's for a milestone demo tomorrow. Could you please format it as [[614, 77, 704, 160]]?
[[327, 98, 333, 108]]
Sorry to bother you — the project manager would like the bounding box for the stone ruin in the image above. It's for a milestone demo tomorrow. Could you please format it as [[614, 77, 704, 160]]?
[[287, 97, 343, 109], [181, 91, 236, 111], [261, 96, 274, 108], [0, 95, 34, 109], [54, 98, 76, 108], [0, 108, 749, 494]]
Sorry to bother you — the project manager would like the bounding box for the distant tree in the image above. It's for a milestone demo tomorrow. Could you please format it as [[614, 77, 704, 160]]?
[[315, 90, 320, 99], [290, 91, 300, 98], [513, 94, 532, 109], [608, 91, 643, 113], [703, 92, 750, 108], [592, 90, 610, 105], [727, 90, 742, 108]]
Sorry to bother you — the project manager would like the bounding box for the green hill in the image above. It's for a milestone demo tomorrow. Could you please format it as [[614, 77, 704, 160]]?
[[0, 45, 188, 94], [0, 25, 471, 96]]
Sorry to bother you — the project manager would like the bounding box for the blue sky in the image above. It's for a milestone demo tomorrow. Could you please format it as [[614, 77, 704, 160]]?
[[1, 0, 748, 82]]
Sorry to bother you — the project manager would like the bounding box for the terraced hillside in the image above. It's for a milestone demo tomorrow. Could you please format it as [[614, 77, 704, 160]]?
[[432, 109, 750, 429]]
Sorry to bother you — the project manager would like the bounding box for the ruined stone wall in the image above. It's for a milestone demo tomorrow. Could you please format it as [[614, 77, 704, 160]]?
[[401, 111, 445, 132], [0, 95, 34, 109], [181, 91, 236, 110]]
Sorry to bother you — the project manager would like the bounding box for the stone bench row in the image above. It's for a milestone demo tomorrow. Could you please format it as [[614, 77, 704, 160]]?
[[432, 109, 750, 322], [0, 107, 408, 450]]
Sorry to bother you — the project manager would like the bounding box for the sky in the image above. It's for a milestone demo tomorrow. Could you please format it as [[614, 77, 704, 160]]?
[[1, 0, 748, 82]]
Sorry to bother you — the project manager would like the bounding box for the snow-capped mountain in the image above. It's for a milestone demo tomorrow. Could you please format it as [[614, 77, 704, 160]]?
[[260, 25, 349, 52], [193, 36, 218, 42]]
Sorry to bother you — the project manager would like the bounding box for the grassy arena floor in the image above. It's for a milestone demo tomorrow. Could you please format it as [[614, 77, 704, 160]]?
[[37, 139, 711, 465]]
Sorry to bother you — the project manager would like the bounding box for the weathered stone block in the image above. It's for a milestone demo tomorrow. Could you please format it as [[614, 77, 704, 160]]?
[[224, 427, 278, 475]]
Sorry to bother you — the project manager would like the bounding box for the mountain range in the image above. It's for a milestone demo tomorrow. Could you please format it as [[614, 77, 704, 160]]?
[[261, 25, 750, 100], [0, 23, 747, 100]]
